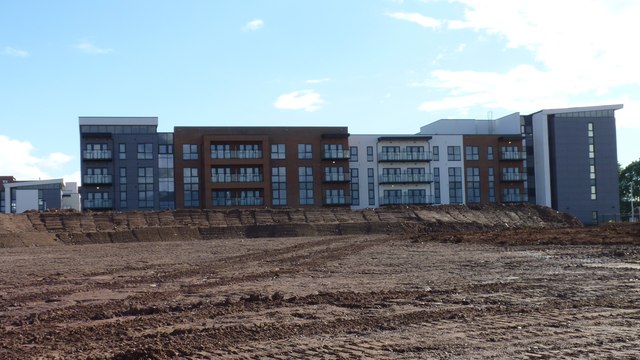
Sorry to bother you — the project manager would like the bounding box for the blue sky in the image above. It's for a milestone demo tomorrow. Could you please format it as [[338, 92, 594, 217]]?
[[2, 0, 639, 183]]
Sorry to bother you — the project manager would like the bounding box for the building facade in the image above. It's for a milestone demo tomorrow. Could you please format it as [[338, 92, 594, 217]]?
[[1, 177, 80, 213], [77, 104, 622, 224], [172, 126, 350, 209]]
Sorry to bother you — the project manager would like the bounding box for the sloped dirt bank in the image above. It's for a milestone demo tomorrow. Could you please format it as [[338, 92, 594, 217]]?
[[0, 204, 580, 247]]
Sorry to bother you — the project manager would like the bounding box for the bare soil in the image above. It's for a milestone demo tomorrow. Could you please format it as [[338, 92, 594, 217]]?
[[1, 224, 639, 359]]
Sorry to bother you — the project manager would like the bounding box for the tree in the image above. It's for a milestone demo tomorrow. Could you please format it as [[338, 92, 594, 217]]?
[[619, 159, 640, 220]]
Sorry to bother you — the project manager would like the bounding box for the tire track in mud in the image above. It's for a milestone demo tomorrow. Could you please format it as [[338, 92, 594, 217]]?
[[0, 235, 393, 344]]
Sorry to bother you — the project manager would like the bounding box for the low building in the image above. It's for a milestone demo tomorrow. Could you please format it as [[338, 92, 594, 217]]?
[[1, 177, 80, 213]]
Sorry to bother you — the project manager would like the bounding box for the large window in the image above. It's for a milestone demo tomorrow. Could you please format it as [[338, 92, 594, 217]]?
[[272, 167, 287, 205], [351, 168, 360, 206], [448, 167, 463, 204], [487, 146, 494, 161], [183, 168, 200, 208], [368, 168, 375, 205], [298, 167, 314, 205], [350, 146, 358, 162], [367, 146, 374, 162], [211, 144, 231, 159], [488, 168, 496, 203], [447, 146, 461, 161], [466, 167, 480, 203], [137, 143, 153, 160], [119, 143, 126, 160], [183, 144, 199, 160], [432, 146, 439, 161], [433, 167, 441, 204], [465, 146, 479, 161], [271, 144, 286, 160], [119, 167, 127, 209], [298, 144, 312, 160], [137, 167, 154, 208], [588, 122, 596, 200]]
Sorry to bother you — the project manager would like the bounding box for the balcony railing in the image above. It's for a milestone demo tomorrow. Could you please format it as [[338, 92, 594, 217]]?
[[502, 193, 529, 203], [380, 195, 435, 206], [211, 150, 263, 160], [211, 174, 263, 183], [322, 150, 350, 160], [83, 199, 113, 209], [379, 173, 433, 184], [83, 174, 113, 184], [379, 151, 432, 162], [500, 151, 527, 161], [500, 173, 527, 182], [323, 173, 351, 182], [212, 197, 264, 207], [322, 195, 351, 206], [83, 150, 112, 160]]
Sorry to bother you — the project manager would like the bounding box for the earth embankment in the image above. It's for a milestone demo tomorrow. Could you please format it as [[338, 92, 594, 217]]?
[[0, 204, 579, 247]]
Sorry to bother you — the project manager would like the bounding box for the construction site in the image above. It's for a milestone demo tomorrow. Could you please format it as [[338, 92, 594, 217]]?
[[1, 204, 639, 359]]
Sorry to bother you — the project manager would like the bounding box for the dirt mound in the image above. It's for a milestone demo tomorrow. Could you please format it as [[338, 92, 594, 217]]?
[[0, 204, 580, 247]]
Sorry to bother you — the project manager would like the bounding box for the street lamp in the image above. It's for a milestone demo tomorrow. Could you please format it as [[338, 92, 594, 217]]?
[[631, 182, 635, 223]]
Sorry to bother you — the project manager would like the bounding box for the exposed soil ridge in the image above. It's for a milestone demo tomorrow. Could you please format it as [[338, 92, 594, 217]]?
[[0, 204, 581, 247]]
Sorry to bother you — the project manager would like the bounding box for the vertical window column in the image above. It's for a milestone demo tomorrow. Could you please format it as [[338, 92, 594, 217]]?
[[488, 168, 495, 203], [367, 168, 375, 206], [183, 168, 200, 208], [272, 167, 287, 206], [350, 168, 360, 206], [298, 167, 314, 205], [466, 167, 480, 203], [137, 167, 154, 208], [588, 122, 596, 200], [448, 167, 463, 204], [119, 167, 127, 209], [433, 167, 441, 204]]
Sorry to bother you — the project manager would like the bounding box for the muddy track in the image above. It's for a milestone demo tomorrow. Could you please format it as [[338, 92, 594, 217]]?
[[1, 226, 639, 359]]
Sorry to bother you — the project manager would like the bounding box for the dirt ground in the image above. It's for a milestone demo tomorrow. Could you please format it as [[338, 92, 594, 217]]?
[[1, 225, 639, 359]]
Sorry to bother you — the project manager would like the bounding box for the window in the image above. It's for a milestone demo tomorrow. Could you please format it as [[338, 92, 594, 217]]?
[[238, 144, 261, 159], [298, 167, 314, 205], [433, 167, 441, 204], [383, 189, 402, 205], [323, 144, 346, 159], [448, 167, 463, 204], [368, 168, 375, 205], [408, 189, 426, 204], [588, 122, 596, 200], [324, 189, 346, 205], [350, 146, 358, 162], [211, 144, 231, 159], [466, 167, 480, 203], [324, 166, 346, 181], [592, 211, 598, 224], [119, 143, 126, 160], [211, 167, 231, 183], [119, 167, 127, 208], [488, 168, 495, 203], [272, 167, 287, 205], [432, 146, 439, 161], [212, 190, 231, 207], [137, 167, 154, 208], [183, 144, 198, 160], [487, 146, 494, 161], [137, 143, 153, 160], [351, 168, 360, 206], [447, 146, 461, 161], [271, 144, 286, 160], [183, 168, 200, 208], [367, 146, 374, 162], [298, 144, 312, 160], [465, 146, 479, 161]]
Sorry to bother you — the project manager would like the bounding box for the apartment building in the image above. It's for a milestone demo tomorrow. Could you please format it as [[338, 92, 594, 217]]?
[[1, 176, 79, 213], [79, 117, 175, 211], [77, 104, 621, 224], [172, 126, 350, 209]]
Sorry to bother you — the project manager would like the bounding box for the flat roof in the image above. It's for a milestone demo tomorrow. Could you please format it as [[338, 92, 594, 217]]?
[[79, 117, 158, 126]]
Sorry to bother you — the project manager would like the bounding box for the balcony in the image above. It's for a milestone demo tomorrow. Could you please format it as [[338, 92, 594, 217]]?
[[380, 195, 435, 206], [83, 174, 113, 185], [211, 150, 263, 160], [323, 173, 351, 183], [83, 199, 113, 209], [322, 150, 350, 160], [378, 151, 432, 162], [211, 174, 263, 183], [500, 173, 527, 182], [502, 193, 529, 203], [322, 195, 351, 206], [379, 173, 433, 184], [83, 150, 112, 160], [500, 151, 527, 161], [212, 197, 264, 207]]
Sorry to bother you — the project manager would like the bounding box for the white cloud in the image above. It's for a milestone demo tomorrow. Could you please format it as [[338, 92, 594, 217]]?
[[0, 135, 74, 181], [274, 90, 324, 112], [74, 41, 113, 54], [305, 78, 330, 84], [415, 0, 640, 119], [3, 46, 29, 57], [387, 12, 441, 28], [243, 19, 264, 31]]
